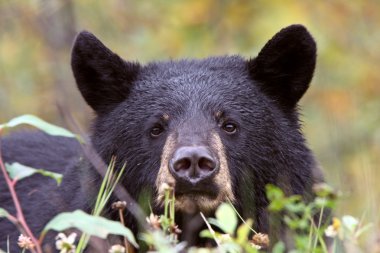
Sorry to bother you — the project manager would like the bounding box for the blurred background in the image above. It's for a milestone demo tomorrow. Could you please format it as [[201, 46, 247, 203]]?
[[0, 0, 379, 249]]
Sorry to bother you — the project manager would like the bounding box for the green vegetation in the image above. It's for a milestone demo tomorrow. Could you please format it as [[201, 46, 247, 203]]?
[[0, 115, 374, 252]]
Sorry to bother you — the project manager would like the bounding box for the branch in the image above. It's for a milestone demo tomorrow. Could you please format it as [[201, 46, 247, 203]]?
[[0, 130, 43, 253]]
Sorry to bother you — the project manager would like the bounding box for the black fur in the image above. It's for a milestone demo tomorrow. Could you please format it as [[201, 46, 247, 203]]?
[[71, 31, 141, 114], [248, 24, 316, 108], [0, 24, 320, 251]]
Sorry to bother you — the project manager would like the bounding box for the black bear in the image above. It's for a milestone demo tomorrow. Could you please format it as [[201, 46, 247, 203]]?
[[0, 24, 324, 251]]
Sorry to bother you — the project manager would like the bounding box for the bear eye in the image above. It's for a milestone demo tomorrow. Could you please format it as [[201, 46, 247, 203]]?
[[150, 125, 164, 137], [222, 122, 237, 134]]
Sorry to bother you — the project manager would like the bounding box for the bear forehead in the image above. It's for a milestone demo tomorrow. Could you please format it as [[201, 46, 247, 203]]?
[[118, 56, 263, 116], [136, 55, 252, 90]]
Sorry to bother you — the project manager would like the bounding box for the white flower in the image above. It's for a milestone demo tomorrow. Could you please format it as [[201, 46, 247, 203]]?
[[325, 225, 338, 238], [108, 244, 126, 253], [55, 232, 77, 253], [249, 242, 262, 250], [325, 217, 341, 238], [17, 234, 34, 249]]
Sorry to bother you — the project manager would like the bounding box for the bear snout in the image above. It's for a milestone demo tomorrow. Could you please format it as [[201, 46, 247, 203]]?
[[169, 146, 219, 187]]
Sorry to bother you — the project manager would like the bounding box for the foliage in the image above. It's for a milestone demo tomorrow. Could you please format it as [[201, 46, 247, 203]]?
[[0, 115, 136, 252], [5, 162, 63, 185], [76, 158, 128, 253], [41, 210, 137, 248], [0, 114, 79, 140], [0, 113, 374, 251]]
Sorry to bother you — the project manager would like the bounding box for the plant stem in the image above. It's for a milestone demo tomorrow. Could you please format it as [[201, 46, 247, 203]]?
[[200, 212, 221, 247], [312, 204, 325, 250], [0, 133, 43, 253], [118, 208, 130, 251]]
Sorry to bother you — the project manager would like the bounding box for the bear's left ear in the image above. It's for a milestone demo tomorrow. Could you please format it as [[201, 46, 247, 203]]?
[[247, 24, 316, 108], [71, 31, 140, 114]]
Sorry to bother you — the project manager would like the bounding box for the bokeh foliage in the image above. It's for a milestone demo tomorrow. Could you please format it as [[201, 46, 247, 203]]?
[[0, 0, 379, 249]]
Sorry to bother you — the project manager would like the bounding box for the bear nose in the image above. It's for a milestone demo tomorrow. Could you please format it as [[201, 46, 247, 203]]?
[[169, 146, 218, 185]]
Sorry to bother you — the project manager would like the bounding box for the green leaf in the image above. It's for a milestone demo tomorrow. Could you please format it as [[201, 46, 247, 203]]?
[[266, 185, 287, 212], [199, 229, 215, 239], [268, 199, 286, 212], [0, 208, 10, 218], [42, 210, 138, 248], [5, 162, 62, 185], [213, 203, 238, 234], [342, 215, 359, 233], [0, 114, 81, 141], [272, 241, 285, 253], [220, 242, 241, 252], [266, 184, 284, 201], [243, 244, 260, 253], [236, 219, 253, 245]]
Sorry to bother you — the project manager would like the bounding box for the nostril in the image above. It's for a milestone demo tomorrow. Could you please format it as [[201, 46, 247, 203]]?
[[173, 158, 192, 171], [198, 157, 216, 171]]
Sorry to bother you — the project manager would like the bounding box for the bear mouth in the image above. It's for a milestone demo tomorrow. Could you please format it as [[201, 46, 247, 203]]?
[[173, 190, 223, 214], [175, 190, 218, 199], [174, 182, 219, 199]]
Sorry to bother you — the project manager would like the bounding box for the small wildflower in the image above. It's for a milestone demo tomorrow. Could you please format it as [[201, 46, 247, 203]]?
[[169, 224, 182, 235], [55, 232, 77, 253], [251, 233, 270, 249], [17, 234, 34, 250], [332, 217, 341, 230], [325, 217, 341, 238], [112, 201, 127, 210], [250, 243, 262, 250], [146, 213, 161, 229], [108, 244, 126, 253]]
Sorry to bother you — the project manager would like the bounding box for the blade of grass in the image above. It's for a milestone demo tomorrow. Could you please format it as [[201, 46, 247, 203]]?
[[76, 158, 127, 253], [227, 198, 257, 234], [200, 212, 220, 247], [312, 205, 325, 250]]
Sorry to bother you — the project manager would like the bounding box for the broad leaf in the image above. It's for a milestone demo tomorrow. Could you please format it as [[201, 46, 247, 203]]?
[[0, 114, 80, 140], [236, 219, 253, 244], [209, 203, 237, 235], [199, 229, 214, 239], [5, 162, 62, 185], [272, 241, 285, 253], [42, 210, 138, 248], [0, 208, 10, 218]]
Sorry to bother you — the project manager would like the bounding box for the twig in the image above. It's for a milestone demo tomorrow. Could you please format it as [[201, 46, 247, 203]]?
[[119, 209, 131, 252], [0, 129, 43, 253], [58, 108, 149, 229]]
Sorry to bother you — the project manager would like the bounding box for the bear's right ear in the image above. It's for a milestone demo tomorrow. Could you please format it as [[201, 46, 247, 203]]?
[[247, 25, 316, 109], [71, 31, 140, 114]]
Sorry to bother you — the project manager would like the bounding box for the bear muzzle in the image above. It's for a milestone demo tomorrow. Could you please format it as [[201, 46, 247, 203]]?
[[169, 146, 219, 187], [155, 131, 236, 213]]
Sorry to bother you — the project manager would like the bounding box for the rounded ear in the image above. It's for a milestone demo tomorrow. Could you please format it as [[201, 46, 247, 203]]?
[[71, 31, 140, 114], [247, 24, 317, 108]]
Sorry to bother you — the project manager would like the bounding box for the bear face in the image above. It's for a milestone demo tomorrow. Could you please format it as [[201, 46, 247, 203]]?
[[71, 24, 319, 233]]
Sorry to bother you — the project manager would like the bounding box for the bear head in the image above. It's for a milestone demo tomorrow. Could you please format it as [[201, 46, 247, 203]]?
[[71, 24, 318, 232]]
